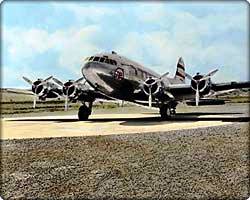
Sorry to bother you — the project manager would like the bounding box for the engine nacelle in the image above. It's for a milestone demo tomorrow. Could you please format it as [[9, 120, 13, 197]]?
[[63, 80, 77, 97], [142, 77, 161, 96], [191, 74, 211, 95], [31, 79, 46, 96]]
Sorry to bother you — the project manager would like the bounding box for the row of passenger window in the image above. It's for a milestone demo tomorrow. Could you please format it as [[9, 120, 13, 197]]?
[[85, 56, 117, 66]]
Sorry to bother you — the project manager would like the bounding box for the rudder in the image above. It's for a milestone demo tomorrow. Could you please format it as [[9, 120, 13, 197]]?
[[174, 57, 185, 83]]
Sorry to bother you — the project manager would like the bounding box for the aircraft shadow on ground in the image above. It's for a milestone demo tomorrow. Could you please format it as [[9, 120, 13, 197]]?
[[7, 112, 250, 125]]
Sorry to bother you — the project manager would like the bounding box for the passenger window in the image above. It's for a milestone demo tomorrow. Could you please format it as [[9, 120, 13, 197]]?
[[100, 57, 105, 62], [105, 59, 110, 64], [93, 57, 100, 61], [135, 69, 138, 75], [110, 60, 115, 65], [113, 60, 117, 65]]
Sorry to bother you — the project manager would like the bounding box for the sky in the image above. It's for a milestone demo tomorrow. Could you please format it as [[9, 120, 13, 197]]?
[[1, 1, 249, 88]]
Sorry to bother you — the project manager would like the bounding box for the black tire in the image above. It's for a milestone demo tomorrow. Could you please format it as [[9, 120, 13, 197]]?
[[160, 105, 168, 120], [160, 105, 173, 120], [78, 105, 91, 121]]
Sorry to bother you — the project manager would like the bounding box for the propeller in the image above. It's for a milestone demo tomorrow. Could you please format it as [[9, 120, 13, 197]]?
[[142, 73, 173, 107], [185, 69, 218, 106], [52, 77, 86, 111], [22, 76, 53, 108]]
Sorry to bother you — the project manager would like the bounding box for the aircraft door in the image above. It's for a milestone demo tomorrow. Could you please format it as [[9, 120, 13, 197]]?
[[122, 65, 130, 80]]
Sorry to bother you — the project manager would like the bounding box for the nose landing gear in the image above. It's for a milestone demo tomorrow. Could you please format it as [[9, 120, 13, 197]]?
[[78, 102, 93, 121]]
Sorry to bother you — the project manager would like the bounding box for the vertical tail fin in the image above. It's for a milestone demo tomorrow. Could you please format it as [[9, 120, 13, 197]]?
[[174, 57, 185, 83]]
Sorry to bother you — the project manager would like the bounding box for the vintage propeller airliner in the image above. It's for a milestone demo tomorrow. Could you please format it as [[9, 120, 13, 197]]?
[[23, 51, 250, 120]]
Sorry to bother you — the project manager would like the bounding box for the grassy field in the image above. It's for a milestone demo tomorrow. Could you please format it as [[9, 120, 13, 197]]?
[[1, 88, 249, 117], [1, 89, 124, 116]]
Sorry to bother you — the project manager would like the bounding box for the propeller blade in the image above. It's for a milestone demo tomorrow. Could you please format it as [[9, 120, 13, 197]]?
[[200, 69, 218, 81], [23, 76, 33, 85], [206, 69, 219, 77], [43, 76, 53, 82], [36, 76, 53, 88], [33, 95, 37, 108], [52, 77, 64, 87], [148, 87, 152, 108], [185, 72, 195, 82], [64, 95, 68, 111], [160, 72, 169, 79], [74, 77, 85, 84], [195, 84, 199, 106]]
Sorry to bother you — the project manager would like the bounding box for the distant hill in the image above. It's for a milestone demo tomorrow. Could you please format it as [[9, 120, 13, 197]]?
[[1, 88, 34, 102]]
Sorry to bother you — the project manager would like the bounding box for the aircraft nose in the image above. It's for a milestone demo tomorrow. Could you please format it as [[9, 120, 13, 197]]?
[[82, 62, 98, 77], [81, 62, 114, 93], [82, 62, 110, 77], [81, 62, 104, 87]]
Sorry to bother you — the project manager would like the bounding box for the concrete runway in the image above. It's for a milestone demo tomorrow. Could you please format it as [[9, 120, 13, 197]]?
[[2, 104, 249, 139]]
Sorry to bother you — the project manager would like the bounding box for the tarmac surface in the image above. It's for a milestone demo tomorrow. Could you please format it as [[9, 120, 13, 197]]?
[[2, 103, 249, 139], [1, 104, 249, 199]]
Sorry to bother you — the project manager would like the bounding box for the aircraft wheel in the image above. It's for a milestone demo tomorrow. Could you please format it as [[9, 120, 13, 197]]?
[[170, 108, 176, 115], [160, 105, 174, 120], [78, 105, 91, 121], [160, 105, 170, 120]]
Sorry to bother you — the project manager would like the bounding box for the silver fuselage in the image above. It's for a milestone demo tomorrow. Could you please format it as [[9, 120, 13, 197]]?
[[82, 52, 192, 104], [82, 53, 160, 100]]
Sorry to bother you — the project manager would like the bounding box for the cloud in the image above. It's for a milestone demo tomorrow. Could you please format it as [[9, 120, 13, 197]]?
[[115, 2, 248, 82], [2, 1, 248, 88], [116, 27, 247, 82], [51, 2, 116, 24], [3, 27, 51, 59], [3, 25, 102, 76]]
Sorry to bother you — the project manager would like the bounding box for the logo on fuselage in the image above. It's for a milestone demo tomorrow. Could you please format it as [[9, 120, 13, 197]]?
[[114, 68, 124, 80]]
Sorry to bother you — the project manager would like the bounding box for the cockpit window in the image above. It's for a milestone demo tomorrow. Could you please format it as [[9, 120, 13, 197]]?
[[105, 59, 110, 64], [100, 57, 105, 63], [93, 57, 100, 61], [88, 56, 117, 66]]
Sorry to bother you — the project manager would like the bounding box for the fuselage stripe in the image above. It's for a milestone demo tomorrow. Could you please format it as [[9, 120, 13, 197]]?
[[177, 64, 185, 71], [176, 71, 185, 79]]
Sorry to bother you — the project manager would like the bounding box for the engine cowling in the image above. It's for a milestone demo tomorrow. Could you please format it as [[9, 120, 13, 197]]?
[[142, 77, 161, 96], [63, 80, 77, 97], [31, 79, 45, 96], [191, 74, 211, 95]]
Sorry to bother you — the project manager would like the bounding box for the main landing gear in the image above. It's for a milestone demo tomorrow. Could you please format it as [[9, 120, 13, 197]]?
[[159, 101, 177, 120], [78, 102, 93, 121]]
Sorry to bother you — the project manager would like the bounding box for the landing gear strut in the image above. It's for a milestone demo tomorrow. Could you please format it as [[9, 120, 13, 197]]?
[[159, 101, 177, 120], [78, 102, 92, 121]]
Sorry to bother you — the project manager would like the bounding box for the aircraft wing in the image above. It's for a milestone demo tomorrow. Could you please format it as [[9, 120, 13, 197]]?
[[168, 84, 193, 97], [211, 81, 250, 91], [165, 81, 250, 101], [167, 81, 250, 94]]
